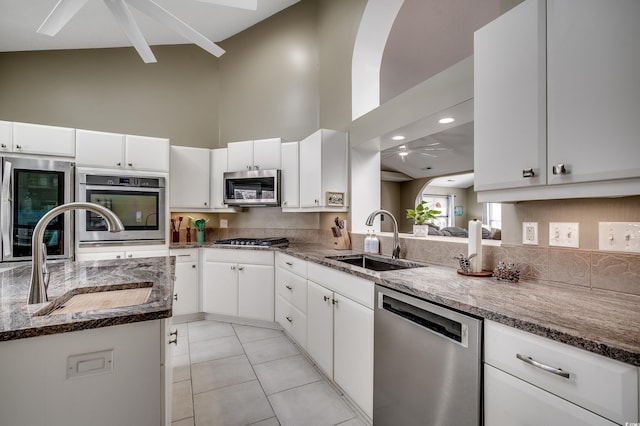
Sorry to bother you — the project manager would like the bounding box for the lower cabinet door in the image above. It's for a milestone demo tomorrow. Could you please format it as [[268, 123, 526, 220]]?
[[202, 261, 238, 316], [238, 264, 274, 321], [333, 293, 374, 419], [484, 364, 617, 426], [173, 262, 198, 316], [276, 295, 307, 349], [306, 280, 335, 378]]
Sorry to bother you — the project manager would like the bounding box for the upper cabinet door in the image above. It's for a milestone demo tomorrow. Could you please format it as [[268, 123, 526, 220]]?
[[252, 138, 281, 170], [13, 122, 75, 157], [125, 135, 169, 172], [474, 0, 547, 191], [546, 0, 640, 185], [0, 121, 13, 152], [170, 146, 210, 209], [299, 130, 323, 207], [210, 148, 228, 208], [227, 140, 254, 172], [281, 141, 299, 208], [76, 129, 125, 168]]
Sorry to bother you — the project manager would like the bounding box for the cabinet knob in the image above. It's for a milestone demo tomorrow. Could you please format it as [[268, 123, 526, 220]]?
[[128, 162, 133, 167], [283, 201, 287, 206], [285, 285, 293, 290], [315, 199, 319, 204], [116, 255, 122, 259], [285, 316, 293, 323], [332, 298, 338, 306], [231, 266, 236, 270], [116, 162, 122, 167], [522, 168, 535, 178], [254, 165, 259, 170], [15, 144, 22, 149], [192, 264, 196, 269], [247, 165, 251, 170], [173, 293, 178, 301], [0, 143, 6, 148], [204, 202, 208, 206], [238, 266, 244, 271], [169, 329, 179, 345], [285, 261, 293, 266], [552, 164, 568, 175], [323, 295, 330, 302], [127, 254, 133, 258]]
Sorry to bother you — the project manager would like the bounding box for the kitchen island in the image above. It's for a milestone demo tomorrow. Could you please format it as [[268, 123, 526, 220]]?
[[0, 256, 175, 426]]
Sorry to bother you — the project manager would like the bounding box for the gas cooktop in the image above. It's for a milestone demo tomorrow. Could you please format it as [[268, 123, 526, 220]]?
[[214, 237, 290, 247]]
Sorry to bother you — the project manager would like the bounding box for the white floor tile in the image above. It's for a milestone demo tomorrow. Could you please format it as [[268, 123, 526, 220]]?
[[248, 417, 280, 426], [193, 380, 274, 426], [191, 354, 256, 394], [189, 335, 244, 364], [172, 380, 194, 422], [233, 323, 284, 343], [268, 381, 356, 426], [172, 324, 190, 357], [253, 355, 321, 395], [243, 335, 299, 365], [188, 320, 235, 343]]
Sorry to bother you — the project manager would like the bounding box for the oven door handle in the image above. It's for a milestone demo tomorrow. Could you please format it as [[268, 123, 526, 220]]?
[[1, 160, 12, 257]]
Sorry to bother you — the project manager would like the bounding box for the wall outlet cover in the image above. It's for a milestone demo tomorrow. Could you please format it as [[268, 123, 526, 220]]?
[[522, 222, 538, 245], [549, 222, 579, 248], [219, 219, 228, 228]]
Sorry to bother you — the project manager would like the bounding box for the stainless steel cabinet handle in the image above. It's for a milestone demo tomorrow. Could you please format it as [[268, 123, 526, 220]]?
[[231, 266, 236, 270], [15, 144, 22, 149], [0, 143, 6, 148], [254, 165, 259, 170], [285, 285, 293, 290], [323, 295, 330, 302], [552, 164, 568, 175], [238, 266, 244, 271], [522, 168, 535, 178], [169, 329, 178, 345], [116, 162, 122, 167], [127, 254, 133, 258], [285, 261, 293, 266], [286, 316, 293, 323], [173, 293, 178, 301], [516, 353, 570, 379], [116, 255, 122, 259]]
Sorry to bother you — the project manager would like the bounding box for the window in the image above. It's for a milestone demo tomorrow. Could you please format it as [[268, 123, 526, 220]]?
[[483, 203, 501, 230]]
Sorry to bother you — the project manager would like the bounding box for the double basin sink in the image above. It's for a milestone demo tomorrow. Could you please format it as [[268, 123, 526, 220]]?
[[325, 254, 428, 272]]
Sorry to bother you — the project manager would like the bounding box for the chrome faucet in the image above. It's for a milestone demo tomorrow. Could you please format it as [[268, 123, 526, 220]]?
[[28, 202, 124, 304], [365, 209, 400, 259]]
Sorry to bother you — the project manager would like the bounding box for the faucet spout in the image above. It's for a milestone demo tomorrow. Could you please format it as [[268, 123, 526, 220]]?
[[365, 209, 400, 259], [28, 202, 124, 304]]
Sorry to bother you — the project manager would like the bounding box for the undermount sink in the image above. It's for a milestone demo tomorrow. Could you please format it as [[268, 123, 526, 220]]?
[[325, 254, 428, 272], [34, 282, 153, 316]]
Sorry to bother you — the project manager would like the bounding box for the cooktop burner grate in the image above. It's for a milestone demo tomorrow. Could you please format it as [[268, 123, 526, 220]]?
[[214, 237, 290, 247]]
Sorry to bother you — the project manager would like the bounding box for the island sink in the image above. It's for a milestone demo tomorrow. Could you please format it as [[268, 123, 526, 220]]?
[[34, 282, 153, 316], [325, 254, 428, 272]]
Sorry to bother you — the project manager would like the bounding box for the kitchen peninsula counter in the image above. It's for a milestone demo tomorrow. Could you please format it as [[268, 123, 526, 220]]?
[[0, 256, 175, 342], [274, 244, 640, 367]]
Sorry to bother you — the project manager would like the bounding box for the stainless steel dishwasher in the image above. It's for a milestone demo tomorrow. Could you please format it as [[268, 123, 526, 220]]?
[[373, 285, 482, 425]]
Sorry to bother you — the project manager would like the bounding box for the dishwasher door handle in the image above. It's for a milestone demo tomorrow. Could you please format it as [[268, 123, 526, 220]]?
[[516, 353, 570, 379]]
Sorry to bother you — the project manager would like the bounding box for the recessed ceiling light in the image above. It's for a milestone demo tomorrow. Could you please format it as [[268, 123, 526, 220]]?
[[439, 117, 455, 124], [392, 135, 405, 141], [398, 152, 409, 157]]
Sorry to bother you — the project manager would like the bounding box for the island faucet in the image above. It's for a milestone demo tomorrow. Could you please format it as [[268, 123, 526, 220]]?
[[365, 209, 400, 259], [28, 202, 125, 304]]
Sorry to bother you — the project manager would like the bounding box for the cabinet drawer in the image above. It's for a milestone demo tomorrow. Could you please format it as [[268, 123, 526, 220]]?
[[276, 296, 306, 349], [307, 262, 374, 309], [203, 248, 273, 265], [170, 248, 198, 263], [276, 267, 307, 313], [485, 320, 638, 424], [276, 253, 307, 278]]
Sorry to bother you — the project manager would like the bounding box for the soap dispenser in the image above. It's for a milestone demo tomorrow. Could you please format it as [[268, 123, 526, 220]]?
[[370, 231, 380, 254], [364, 230, 372, 253]]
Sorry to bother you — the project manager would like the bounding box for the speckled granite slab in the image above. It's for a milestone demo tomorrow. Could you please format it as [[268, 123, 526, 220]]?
[[279, 244, 640, 367], [0, 256, 175, 342]]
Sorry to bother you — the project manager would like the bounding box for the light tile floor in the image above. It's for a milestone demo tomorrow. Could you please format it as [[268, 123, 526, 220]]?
[[171, 319, 369, 426]]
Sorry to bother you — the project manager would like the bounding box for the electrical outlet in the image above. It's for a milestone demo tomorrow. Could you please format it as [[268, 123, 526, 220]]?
[[220, 219, 228, 228], [598, 222, 640, 253], [522, 222, 538, 245], [549, 222, 579, 248]]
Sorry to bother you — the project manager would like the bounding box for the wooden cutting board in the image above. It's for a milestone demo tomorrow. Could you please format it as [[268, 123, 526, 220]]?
[[50, 288, 152, 315]]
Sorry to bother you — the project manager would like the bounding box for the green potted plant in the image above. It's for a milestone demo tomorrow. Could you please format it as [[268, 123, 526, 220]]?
[[189, 216, 209, 243], [406, 201, 440, 237]]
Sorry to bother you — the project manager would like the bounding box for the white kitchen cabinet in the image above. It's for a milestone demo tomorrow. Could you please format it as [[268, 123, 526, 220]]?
[[210, 148, 228, 209], [0, 320, 170, 426], [306, 279, 334, 376], [474, 0, 640, 201], [275, 253, 308, 347], [280, 141, 299, 208], [12, 122, 75, 157], [299, 129, 348, 209], [484, 320, 638, 425], [170, 248, 199, 316], [201, 248, 274, 321], [306, 262, 374, 418], [76, 248, 169, 261], [76, 130, 169, 172], [170, 146, 210, 209], [227, 138, 281, 172], [0, 121, 13, 152]]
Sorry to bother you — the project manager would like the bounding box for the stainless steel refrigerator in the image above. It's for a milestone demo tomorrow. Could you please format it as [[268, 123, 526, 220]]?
[[1, 156, 73, 262]]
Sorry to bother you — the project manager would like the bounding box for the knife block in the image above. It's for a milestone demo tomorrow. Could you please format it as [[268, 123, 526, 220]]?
[[331, 220, 352, 250]]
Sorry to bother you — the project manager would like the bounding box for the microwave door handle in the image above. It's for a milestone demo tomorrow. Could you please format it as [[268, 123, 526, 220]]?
[[1, 160, 13, 257]]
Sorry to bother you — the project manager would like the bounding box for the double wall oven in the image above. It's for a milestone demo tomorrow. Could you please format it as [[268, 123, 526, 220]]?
[[1, 156, 73, 262], [77, 171, 165, 245]]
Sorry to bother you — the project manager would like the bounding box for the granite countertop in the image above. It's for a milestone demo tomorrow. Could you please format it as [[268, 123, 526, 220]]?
[[275, 244, 640, 367], [0, 256, 175, 342]]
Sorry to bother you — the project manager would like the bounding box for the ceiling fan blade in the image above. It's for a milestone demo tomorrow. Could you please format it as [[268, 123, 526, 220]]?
[[417, 152, 438, 158], [37, 0, 89, 36], [103, 0, 157, 63], [195, 0, 258, 11], [127, 0, 226, 57]]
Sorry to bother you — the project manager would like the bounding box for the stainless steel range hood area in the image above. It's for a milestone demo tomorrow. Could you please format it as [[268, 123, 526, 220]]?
[[223, 169, 281, 207]]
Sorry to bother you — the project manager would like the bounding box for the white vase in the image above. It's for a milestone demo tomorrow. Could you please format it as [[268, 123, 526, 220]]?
[[413, 224, 429, 237]]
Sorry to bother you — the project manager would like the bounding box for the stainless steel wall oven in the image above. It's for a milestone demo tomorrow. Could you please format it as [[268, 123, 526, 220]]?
[[77, 171, 165, 245]]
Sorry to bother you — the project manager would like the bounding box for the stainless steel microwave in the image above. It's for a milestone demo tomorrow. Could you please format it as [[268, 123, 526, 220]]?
[[223, 169, 281, 207]]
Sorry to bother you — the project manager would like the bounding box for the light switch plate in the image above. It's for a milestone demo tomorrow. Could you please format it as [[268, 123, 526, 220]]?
[[522, 222, 538, 245], [549, 222, 579, 248], [598, 222, 640, 253]]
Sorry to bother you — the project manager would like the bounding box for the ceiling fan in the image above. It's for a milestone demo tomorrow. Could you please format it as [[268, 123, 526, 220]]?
[[37, 0, 258, 63], [383, 142, 449, 163]]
